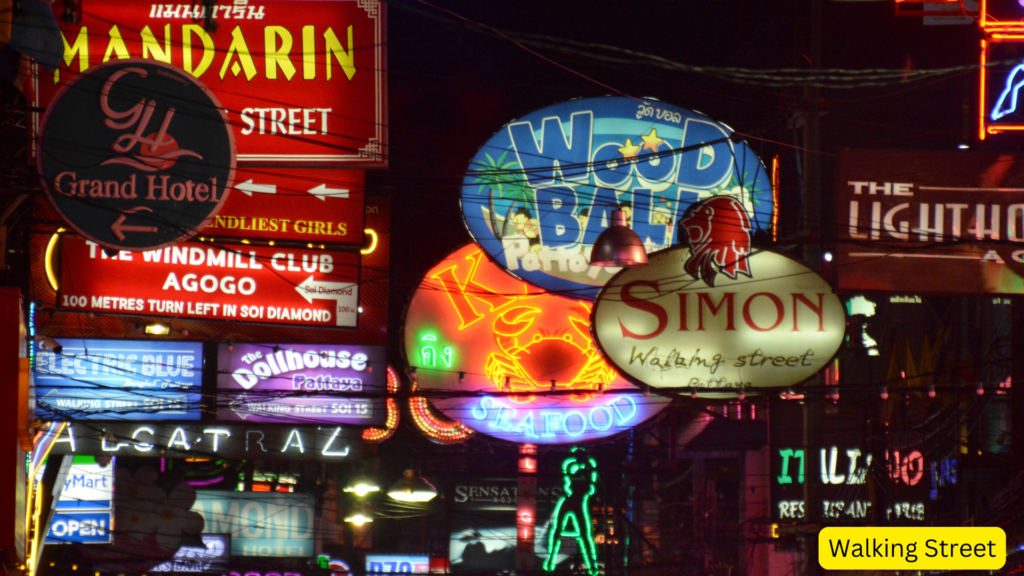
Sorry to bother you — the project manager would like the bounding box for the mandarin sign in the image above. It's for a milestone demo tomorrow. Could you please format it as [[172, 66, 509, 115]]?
[[38, 59, 235, 251], [403, 244, 669, 444], [592, 246, 845, 396], [35, 0, 386, 166]]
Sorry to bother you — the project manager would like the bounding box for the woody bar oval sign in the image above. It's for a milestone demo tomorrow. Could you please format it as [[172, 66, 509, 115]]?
[[592, 206, 844, 395], [38, 59, 235, 251]]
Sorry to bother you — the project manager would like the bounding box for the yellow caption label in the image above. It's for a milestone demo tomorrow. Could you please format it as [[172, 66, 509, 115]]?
[[819, 527, 1006, 570]]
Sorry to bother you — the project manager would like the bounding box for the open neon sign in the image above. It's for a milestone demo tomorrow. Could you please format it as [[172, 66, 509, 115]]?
[[403, 244, 670, 444]]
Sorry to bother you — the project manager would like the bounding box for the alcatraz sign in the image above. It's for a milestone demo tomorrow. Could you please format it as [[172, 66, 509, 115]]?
[[592, 225, 844, 396], [48, 423, 360, 461], [58, 236, 361, 328], [36, 0, 386, 166], [38, 59, 235, 251]]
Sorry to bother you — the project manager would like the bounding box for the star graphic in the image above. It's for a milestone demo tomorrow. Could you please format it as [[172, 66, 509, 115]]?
[[641, 129, 664, 152], [618, 139, 640, 159]]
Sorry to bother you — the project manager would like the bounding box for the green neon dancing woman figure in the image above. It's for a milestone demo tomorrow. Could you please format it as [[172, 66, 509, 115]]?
[[543, 446, 599, 576]]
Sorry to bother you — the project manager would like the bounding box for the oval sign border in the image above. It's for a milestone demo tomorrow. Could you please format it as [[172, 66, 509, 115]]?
[[460, 96, 773, 299], [590, 247, 846, 397]]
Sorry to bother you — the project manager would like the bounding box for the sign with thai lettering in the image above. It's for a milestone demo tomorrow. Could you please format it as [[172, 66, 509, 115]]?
[[836, 149, 1024, 294], [38, 59, 235, 251], [203, 168, 365, 246], [192, 493, 314, 557], [461, 96, 772, 298], [592, 244, 845, 396], [33, 338, 202, 420], [35, 0, 386, 167], [47, 423, 360, 461], [150, 534, 230, 573], [58, 235, 361, 327], [217, 343, 386, 425], [403, 244, 669, 444]]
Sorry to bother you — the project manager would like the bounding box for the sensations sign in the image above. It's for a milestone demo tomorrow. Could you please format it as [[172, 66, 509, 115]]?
[[461, 96, 772, 298], [403, 244, 669, 444], [592, 242, 844, 396], [34, 338, 202, 420], [58, 236, 360, 328], [217, 343, 386, 426], [36, 0, 386, 166], [38, 59, 235, 251]]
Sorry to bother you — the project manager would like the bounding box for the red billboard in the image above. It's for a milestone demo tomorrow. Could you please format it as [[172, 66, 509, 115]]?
[[837, 149, 1024, 294], [58, 236, 361, 327], [205, 168, 365, 245], [33, 0, 386, 167]]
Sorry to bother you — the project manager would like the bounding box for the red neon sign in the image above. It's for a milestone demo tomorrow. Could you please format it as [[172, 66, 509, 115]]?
[[33, 0, 386, 167], [403, 244, 670, 444]]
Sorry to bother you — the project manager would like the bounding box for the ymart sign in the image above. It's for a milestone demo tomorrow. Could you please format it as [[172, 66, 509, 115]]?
[[34, 0, 387, 166], [58, 236, 361, 328]]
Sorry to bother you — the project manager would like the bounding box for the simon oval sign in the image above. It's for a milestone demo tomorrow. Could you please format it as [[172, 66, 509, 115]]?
[[592, 245, 845, 396], [403, 244, 670, 444], [38, 59, 235, 251], [461, 96, 773, 298]]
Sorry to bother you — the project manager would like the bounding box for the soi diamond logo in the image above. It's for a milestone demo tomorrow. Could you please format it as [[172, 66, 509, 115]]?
[[38, 59, 235, 251]]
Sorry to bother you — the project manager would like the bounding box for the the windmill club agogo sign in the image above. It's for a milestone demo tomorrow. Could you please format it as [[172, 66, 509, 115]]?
[[38, 59, 235, 251], [591, 197, 846, 397]]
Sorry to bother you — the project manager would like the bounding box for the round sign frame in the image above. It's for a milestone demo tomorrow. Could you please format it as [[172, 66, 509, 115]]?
[[38, 58, 236, 251]]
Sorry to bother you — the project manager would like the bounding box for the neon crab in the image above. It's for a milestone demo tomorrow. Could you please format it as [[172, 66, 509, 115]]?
[[484, 299, 616, 404]]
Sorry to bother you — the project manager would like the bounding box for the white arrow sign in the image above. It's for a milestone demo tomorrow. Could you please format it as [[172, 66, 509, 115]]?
[[307, 184, 349, 201], [295, 276, 359, 327], [229, 393, 251, 420], [235, 180, 277, 196]]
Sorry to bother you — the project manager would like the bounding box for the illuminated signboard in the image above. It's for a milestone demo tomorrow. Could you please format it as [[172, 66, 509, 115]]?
[[150, 534, 230, 572], [44, 457, 113, 545], [771, 403, 930, 526], [543, 449, 599, 576], [980, 38, 1024, 138], [38, 59, 235, 252], [58, 236, 361, 328], [981, 0, 1024, 28], [460, 96, 772, 298], [34, 338, 202, 420], [403, 244, 670, 444], [366, 556, 430, 574], [592, 241, 845, 396], [48, 423, 360, 461], [836, 149, 1024, 294], [34, 0, 386, 167], [192, 493, 314, 557], [217, 343, 386, 425], [203, 168, 365, 246]]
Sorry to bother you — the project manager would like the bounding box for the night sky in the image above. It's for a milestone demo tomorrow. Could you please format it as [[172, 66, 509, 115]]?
[[377, 0, 981, 354]]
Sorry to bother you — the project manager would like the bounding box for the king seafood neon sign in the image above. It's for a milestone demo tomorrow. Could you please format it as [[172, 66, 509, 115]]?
[[402, 244, 669, 444]]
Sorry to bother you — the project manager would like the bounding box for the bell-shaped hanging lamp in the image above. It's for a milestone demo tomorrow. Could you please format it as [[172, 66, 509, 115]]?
[[386, 469, 438, 502], [589, 210, 648, 267]]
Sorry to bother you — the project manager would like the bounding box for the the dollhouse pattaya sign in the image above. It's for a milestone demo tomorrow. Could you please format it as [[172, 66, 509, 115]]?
[[592, 197, 845, 396], [461, 96, 773, 298]]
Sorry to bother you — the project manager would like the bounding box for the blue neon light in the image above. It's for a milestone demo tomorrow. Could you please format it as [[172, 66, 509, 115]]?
[[992, 63, 1024, 121]]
